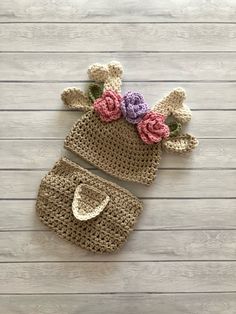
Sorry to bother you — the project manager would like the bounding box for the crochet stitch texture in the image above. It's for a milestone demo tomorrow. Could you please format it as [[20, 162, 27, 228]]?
[[36, 60, 199, 254], [62, 61, 198, 185], [36, 158, 143, 253]]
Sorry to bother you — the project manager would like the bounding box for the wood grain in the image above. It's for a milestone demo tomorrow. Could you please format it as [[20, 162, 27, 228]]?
[[0, 169, 235, 198], [1, 82, 236, 110], [1, 293, 236, 314], [1, 24, 236, 52], [0, 139, 235, 169], [1, 0, 235, 306], [1, 53, 236, 81], [1, 0, 236, 22], [1, 199, 236, 231], [1, 262, 236, 293], [1, 230, 236, 262], [0, 111, 235, 138]]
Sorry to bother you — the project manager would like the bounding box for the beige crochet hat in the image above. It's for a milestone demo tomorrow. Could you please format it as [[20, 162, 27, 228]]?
[[36, 157, 143, 253], [62, 61, 198, 185]]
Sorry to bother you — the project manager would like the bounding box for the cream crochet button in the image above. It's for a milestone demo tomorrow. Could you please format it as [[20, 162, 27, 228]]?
[[72, 184, 110, 221]]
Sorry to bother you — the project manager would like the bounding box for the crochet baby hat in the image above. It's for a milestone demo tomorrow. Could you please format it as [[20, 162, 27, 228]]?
[[62, 61, 198, 185]]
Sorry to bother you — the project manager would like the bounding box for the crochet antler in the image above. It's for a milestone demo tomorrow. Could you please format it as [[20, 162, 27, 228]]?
[[153, 88, 198, 153], [88, 61, 123, 93], [153, 88, 191, 123], [61, 61, 123, 110]]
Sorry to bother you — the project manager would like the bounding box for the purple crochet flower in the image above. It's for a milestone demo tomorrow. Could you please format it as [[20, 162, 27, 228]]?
[[121, 91, 149, 124]]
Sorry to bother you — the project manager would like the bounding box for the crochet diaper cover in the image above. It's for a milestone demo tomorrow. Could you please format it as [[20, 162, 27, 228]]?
[[36, 158, 143, 253]]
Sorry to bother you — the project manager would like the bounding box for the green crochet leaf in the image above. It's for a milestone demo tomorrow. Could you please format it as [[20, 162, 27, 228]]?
[[88, 83, 104, 102], [167, 121, 182, 137]]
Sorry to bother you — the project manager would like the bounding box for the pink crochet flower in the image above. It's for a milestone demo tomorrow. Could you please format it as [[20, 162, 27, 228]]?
[[137, 112, 170, 144], [93, 90, 122, 122]]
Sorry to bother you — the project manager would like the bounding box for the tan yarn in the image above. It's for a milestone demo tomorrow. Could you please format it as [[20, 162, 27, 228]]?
[[162, 134, 198, 153], [61, 88, 91, 111], [65, 110, 163, 185], [36, 61, 199, 254], [61, 61, 123, 109], [153, 88, 192, 123], [36, 157, 143, 253], [61, 61, 198, 185], [87, 61, 123, 93]]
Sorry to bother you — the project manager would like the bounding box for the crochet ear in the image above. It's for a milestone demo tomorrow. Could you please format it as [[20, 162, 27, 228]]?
[[153, 88, 192, 123], [87, 63, 109, 82], [61, 87, 92, 111], [162, 133, 199, 154]]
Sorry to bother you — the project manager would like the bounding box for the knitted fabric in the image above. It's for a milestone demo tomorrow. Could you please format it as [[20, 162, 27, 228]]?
[[36, 158, 143, 253], [62, 61, 198, 185]]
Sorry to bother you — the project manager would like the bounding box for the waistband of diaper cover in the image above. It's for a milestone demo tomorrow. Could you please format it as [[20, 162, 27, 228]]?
[[44, 157, 143, 204]]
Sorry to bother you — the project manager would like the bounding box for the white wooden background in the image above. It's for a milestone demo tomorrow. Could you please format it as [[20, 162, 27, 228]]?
[[0, 1, 236, 313]]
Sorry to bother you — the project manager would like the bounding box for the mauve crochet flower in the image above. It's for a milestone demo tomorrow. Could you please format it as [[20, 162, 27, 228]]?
[[121, 91, 149, 124], [93, 90, 122, 122], [137, 112, 170, 144]]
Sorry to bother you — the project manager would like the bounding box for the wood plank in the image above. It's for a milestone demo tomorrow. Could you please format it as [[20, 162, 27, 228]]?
[[0, 140, 90, 169], [1, 293, 236, 314], [0, 169, 235, 198], [1, 230, 236, 262], [1, 0, 235, 305], [0, 111, 234, 138], [1, 199, 236, 231], [0, 262, 236, 293], [1, 24, 236, 52], [1, 53, 236, 81], [0, 139, 235, 169], [1, 0, 236, 22], [1, 82, 236, 110], [120, 169, 236, 198], [0, 200, 44, 231]]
